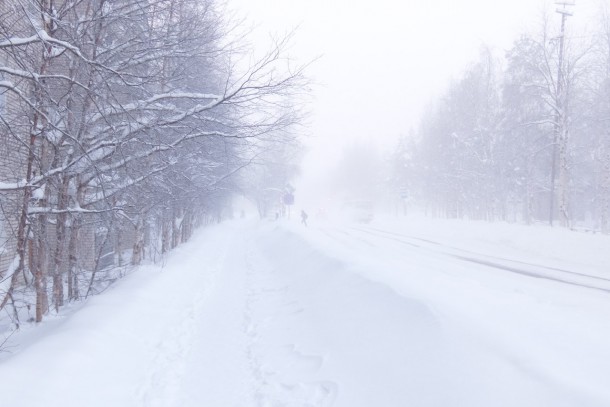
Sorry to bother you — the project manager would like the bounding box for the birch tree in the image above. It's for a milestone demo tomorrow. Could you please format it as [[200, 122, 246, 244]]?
[[0, 0, 309, 325]]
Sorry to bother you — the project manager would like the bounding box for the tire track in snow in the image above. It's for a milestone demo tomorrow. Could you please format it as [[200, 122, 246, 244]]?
[[352, 225, 610, 282], [345, 225, 610, 294]]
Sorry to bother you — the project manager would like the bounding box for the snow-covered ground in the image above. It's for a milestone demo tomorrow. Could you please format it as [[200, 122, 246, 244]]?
[[1, 215, 609, 407]]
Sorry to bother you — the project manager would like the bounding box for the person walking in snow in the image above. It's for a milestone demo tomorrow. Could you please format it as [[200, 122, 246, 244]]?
[[301, 210, 308, 226]]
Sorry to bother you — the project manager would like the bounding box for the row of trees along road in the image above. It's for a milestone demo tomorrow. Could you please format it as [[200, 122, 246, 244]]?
[[391, 8, 610, 232], [0, 0, 308, 327]]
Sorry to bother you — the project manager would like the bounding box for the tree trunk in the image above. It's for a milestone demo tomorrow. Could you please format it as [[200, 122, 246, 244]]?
[[557, 127, 570, 228], [67, 216, 81, 301], [132, 215, 145, 266], [601, 152, 610, 233], [50, 176, 70, 310], [161, 211, 170, 254], [181, 210, 191, 242], [172, 206, 181, 249], [115, 226, 123, 267]]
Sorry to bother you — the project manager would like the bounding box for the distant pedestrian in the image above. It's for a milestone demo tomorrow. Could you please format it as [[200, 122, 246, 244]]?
[[301, 210, 308, 226]]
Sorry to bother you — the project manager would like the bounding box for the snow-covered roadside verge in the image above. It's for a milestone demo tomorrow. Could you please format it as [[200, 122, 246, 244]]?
[[283, 215, 610, 405], [372, 213, 610, 277], [0, 223, 234, 406]]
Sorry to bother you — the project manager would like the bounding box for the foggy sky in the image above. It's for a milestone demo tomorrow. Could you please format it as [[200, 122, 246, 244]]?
[[229, 0, 602, 208]]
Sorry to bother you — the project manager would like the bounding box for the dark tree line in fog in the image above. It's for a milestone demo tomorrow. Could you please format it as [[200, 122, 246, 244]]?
[[391, 10, 610, 231], [0, 0, 306, 326]]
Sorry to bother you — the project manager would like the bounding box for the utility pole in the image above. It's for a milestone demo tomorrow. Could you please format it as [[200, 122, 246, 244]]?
[[549, 1, 574, 226]]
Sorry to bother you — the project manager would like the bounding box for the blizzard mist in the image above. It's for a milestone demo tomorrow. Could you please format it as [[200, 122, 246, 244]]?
[[1, 1, 610, 407], [231, 0, 605, 227]]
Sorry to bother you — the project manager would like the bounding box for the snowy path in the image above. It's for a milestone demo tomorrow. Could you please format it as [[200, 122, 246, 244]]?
[[1, 219, 609, 406]]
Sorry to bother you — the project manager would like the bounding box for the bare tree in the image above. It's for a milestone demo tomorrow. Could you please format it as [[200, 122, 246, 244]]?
[[0, 0, 309, 326]]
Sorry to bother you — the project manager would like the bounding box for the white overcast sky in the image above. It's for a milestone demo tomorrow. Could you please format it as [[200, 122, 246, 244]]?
[[227, 0, 602, 207]]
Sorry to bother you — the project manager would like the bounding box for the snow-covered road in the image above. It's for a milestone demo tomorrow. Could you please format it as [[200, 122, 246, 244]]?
[[1, 218, 609, 406]]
